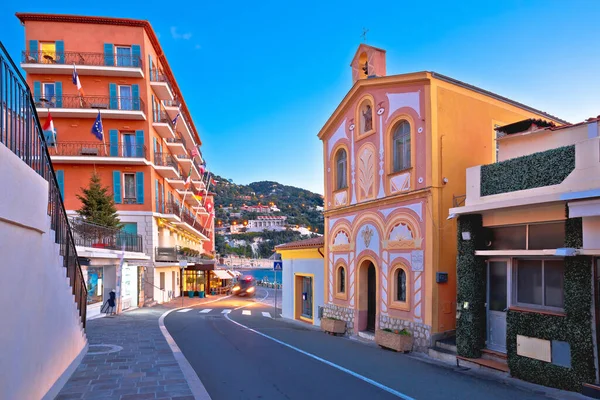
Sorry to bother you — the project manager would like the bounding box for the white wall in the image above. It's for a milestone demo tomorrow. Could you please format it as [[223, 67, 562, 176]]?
[[583, 217, 600, 250], [153, 267, 180, 303], [0, 143, 87, 400], [281, 255, 325, 326]]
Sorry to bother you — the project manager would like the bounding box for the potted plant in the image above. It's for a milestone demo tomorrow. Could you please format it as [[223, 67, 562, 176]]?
[[186, 276, 195, 297], [375, 328, 413, 353], [321, 317, 346, 335]]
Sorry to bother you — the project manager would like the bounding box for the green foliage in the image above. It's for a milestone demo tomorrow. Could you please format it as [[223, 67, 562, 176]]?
[[455, 214, 487, 358], [382, 328, 411, 336], [76, 172, 121, 228], [480, 145, 575, 196]]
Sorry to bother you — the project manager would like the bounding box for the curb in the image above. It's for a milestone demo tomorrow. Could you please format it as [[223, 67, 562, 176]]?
[[158, 296, 231, 400]]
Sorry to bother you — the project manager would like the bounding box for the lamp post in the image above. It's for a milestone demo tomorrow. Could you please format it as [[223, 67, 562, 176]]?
[[179, 260, 188, 308]]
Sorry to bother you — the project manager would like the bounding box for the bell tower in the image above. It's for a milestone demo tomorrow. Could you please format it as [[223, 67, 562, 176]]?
[[350, 44, 386, 84]]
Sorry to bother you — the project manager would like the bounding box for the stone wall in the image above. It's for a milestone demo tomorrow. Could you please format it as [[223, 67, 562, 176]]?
[[323, 303, 354, 333], [379, 315, 431, 353]]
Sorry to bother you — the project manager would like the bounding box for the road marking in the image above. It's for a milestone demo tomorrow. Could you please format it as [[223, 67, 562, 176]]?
[[176, 308, 192, 313], [199, 309, 212, 313], [225, 309, 414, 400], [262, 312, 272, 318], [221, 309, 231, 314], [242, 310, 251, 316]]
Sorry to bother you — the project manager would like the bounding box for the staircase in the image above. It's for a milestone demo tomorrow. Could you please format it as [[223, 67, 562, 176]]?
[[428, 336, 509, 374]]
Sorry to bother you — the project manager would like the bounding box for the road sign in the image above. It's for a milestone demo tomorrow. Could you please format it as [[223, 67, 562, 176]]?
[[273, 260, 282, 271]]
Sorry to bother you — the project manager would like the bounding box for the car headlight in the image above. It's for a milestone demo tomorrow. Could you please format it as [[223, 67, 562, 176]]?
[[232, 286, 240, 291], [247, 286, 255, 293]]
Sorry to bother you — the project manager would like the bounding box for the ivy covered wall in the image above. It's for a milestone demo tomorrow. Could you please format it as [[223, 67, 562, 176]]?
[[480, 145, 575, 196]]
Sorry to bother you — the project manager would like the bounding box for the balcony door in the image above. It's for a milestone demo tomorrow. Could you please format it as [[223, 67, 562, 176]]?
[[122, 133, 136, 157], [40, 42, 56, 64], [118, 85, 132, 110], [115, 46, 132, 67]]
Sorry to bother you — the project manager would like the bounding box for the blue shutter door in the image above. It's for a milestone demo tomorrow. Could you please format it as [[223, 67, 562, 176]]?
[[136, 172, 144, 204], [132, 84, 140, 111], [104, 43, 114, 66], [113, 171, 122, 204], [29, 40, 38, 61], [109, 129, 119, 156], [56, 170, 64, 200], [131, 45, 141, 68], [109, 83, 118, 109], [55, 40, 65, 64], [148, 55, 153, 77], [54, 82, 63, 108], [135, 130, 144, 157], [33, 81, 41, 102], [155, 180, 159, 212]]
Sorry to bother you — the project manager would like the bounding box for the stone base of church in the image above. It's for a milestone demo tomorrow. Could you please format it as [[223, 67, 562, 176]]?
[[379, 315, 431, 353], [323, 303, 354, 333]]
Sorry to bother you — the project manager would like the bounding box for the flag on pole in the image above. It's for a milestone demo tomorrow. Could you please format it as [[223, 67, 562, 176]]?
[[42, 112, 57, 146], [193, 194, 203, 202], [172, 113, 180, 127], [191, 147, 199, 158], [210, 177, 217, 186], [206, 201, 213, 214], [199, 164, 205, 175], [91, 111, 104, 141], [72, 65, 84, 96], [184, 167, 192, 188], [42, 112, 55, 134]]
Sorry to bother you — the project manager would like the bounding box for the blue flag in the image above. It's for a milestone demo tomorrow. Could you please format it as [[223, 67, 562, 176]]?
[[91, 111, 103, 141], [172, 112, 180, 127]]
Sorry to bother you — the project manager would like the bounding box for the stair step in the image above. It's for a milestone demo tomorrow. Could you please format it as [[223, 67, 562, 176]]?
[[358, 331, 375, 341], [457, 356, 509, 373], [428, 346, 457, 364], [436, 340, 457, 353], [481, 348, 508, 361], [582, 383, 600, 399]]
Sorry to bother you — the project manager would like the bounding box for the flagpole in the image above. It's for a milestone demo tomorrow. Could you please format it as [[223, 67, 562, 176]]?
[[191, 169, 210, 228]]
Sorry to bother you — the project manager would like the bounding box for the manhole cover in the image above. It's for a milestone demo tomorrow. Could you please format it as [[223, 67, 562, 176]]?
[[87, 344, 123, 355]]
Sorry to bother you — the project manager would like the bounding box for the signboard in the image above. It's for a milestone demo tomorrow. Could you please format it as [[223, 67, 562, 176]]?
[[273, 260, 283, 271], [411, 250, 424, 272]]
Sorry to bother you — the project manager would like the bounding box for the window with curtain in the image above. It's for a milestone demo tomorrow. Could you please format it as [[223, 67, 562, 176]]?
[[123, 173, 136, 203], [122, 133, 135, 157], [115, 46, 132, 67], [396, 268, 407, 302], [338, 266, 345, 293], [392, 121, 411, 172], [118, 85, 132, 110], [335, 149, 347, 190]]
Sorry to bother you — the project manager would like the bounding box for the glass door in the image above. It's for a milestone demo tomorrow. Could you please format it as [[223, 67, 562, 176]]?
[[487, 260, 508, 353], [118, 85, 132, 110], [123, 133, 135, 157], [116, 46, 132, 67], [301, 276, 313, 318]]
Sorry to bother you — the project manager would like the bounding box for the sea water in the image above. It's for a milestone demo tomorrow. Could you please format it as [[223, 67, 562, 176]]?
[[237, 268, 281, 284]]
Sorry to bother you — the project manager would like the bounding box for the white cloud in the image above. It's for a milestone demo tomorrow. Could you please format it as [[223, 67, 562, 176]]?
[[170, 26, 192, 40]]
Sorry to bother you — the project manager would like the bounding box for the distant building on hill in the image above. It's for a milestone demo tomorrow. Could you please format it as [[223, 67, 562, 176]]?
[[247, 216, 287, 232], [242, 204, 277, 214]]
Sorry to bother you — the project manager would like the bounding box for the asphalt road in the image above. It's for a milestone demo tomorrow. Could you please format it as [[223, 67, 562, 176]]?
[[164, 288, 551, 400]]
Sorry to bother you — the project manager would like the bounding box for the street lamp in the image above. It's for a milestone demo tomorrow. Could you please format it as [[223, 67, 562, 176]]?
[[178, 260, 188, 307]]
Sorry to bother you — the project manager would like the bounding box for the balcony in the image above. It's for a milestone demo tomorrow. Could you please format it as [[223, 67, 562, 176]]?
[[163, 99, 180, 119], [157, 201, 209, 239], [154, 152, 181, 179], [155, 246, 206, 263], [149, 68, 174, 100], [21, 50, 144, 78], [152, 109, 175, 139], [165, 135, 187, 154], [70, 217, 144, 253], [35, 95, 146, 120], [50, 141, 148, 165]]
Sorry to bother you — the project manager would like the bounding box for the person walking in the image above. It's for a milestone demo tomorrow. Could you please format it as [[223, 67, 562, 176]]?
[[101, 289, 117, 315]]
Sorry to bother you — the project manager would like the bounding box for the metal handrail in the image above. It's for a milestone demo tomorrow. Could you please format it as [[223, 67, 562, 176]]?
[[154, 109, 175, 129], [1, 41, 87, 328], [33, 94, 145, 112], [53, 141, 147, 158], [22, 50, 143, 68]]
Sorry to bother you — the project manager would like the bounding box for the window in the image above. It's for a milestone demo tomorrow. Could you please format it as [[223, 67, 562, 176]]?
[[115, 46, 132, 67], [118, 85, 132, 110], [86, 267, 104, 305], [359, 101, 373, 134], [494, 124, 501, 162], [335, 149, 347, 190], [123, 173, 136, 204], [392, 121, 411, 172], [396, 268, 407, 302], [514, 259, 564, 310], [488, 222, 565, 250], [338, 266, 346, 294], [42, 83, 55, 104], [40, 42, 56, 64], [122, 133, 136, 157]]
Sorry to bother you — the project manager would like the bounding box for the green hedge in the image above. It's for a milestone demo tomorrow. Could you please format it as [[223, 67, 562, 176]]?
[[480, 145, 575, 196], [455, 214, 486, 358]]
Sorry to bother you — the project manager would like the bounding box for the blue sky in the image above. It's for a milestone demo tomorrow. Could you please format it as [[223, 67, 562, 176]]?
[[2, 0, 599, 194]]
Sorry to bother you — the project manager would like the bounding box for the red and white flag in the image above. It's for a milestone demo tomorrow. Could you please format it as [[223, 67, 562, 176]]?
[[43, 112, 55, 133], [191, 147, 199, 158]]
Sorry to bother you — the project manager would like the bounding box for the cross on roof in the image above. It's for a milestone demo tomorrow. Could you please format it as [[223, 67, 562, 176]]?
[[361, 27, 369, 43]]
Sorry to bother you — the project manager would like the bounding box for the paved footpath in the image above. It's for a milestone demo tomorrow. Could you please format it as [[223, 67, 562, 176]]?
[[56, 296, 226, 400]]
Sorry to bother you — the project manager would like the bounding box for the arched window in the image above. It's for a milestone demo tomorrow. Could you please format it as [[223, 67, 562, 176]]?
[[392, 121, 411, 172], [358, 52, 368, 79], [338, 266, 346, 293], [396, 268, 407, 302], [335, 149, 347, 190]]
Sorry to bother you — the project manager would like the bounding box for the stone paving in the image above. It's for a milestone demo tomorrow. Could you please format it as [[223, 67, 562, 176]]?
[[56, 296, 226, 400]]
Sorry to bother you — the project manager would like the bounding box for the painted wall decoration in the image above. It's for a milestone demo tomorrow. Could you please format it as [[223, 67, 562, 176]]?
[[386, 91, 421, 120], [390, 172, 411, 193], [334, 191, 347, 207], [358, 146, 376, 201]]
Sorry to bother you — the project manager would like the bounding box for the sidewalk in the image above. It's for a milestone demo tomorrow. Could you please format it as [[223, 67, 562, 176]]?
[[56, 295, 227, 400]]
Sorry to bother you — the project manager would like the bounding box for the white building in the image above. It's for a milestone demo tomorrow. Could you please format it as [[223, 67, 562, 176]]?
[[248, 216, 287, 231]]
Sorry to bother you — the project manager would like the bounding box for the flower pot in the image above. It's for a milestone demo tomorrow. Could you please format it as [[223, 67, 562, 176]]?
[[321, 318, 346, 335], [375, 329, 413, 353], [199, 291, 205, 298], [188, 291, 194, 298]]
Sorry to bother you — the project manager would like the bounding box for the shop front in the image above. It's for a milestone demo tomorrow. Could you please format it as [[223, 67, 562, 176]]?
[[182, 262, 216, 297]]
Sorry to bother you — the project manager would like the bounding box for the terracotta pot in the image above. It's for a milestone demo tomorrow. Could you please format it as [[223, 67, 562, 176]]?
[[375, 330, 413, 352], [321, 318, 346, 334]]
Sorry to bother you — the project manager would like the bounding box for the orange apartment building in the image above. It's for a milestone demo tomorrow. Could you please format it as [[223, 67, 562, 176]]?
[[17, 13, 216, 309]]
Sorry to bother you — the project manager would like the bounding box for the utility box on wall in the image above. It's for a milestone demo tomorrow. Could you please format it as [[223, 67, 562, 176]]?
[[436, 272, 448, 283]]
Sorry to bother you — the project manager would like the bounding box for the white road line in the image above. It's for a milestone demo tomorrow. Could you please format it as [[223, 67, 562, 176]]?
[[262, 312, 272, 318], [176, 308, 192, 313], [242, 310, 251, 316], [224, 307, 414, 400], [221, 309, 231, 314], [199, 309, 212, 313]]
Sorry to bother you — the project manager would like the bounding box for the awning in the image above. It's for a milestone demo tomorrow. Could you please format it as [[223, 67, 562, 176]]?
[[227, 270, 242, 277], [213, 269, 233, 280]]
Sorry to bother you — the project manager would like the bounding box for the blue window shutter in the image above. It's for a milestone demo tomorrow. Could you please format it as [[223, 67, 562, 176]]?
[[104, 43, 114, 66], [155, 180, 159, 211], [54, 82, 62, 108], [56, 170, 64, 200], [148, 54, 152, 77], [153, 137, 157, 153], [33, 81, 41, 102], [132, 84, 140, 111], [136, 172, 144, 204], [29, 40, 38, 61], [55, 40, 65, 64], [113, 171, 122, 204], [135, 130, 144, 157], [109, 83, 118, 109], [131, 45, 141, 67], [109, 129, 119, 156]]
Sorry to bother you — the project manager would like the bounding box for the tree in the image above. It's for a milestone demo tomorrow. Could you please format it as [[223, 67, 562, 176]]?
[[76, 172, 121, 228]]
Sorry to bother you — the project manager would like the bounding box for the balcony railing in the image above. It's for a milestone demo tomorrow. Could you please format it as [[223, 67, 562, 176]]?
[[159, 201, 206, 232], [53, 141, 147, 158], [22, 50, 143, 68], [1, 42, 87, 328], [153, 110, 176, 130], [34, 95, 145, 112], [163, 99, 181, 108], [70, 218, 144, 253], [154, 152, 181, 172], [166, 135, 187, 148], [150, 68, 170, 83], [155, 246, 204, 263]]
